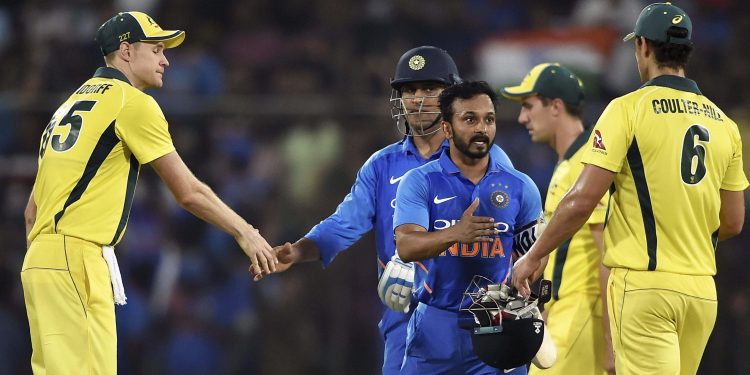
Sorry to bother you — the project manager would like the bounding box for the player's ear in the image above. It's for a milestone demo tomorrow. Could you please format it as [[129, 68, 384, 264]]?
[[117, 42, 132, 62], [442, 120, 452, 139], [551, 98, 564, 117]]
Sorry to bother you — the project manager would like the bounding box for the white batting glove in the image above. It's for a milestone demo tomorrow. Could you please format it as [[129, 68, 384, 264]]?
[[377, 254, 415, 313]]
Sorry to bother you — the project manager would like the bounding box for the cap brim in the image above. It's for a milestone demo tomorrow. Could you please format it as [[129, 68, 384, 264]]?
[[500, 84, 536, 100], [622, 32, 636, 42], [141, 30, 185, 49]]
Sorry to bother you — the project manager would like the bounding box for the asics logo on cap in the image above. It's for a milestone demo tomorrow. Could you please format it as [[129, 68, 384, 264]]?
[[672, 15, 683, 24]]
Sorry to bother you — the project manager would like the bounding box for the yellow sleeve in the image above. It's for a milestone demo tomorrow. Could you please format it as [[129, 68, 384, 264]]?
[[581, 99, 632, 173], [721, 121, 749, 191], [116, 94, 175, 164]]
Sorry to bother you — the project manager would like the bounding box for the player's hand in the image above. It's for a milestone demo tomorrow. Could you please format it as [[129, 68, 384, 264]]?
[[236, 224, 277, 281], [274, 242, 296, 273], [450, 198, 499, 244], [511, 250, 543, 299], [377, 254, 414, 313]]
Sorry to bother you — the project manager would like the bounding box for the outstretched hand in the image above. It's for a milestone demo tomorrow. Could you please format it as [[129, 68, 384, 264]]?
[[236, 225, 277, 281], [450, 198, 499, 244], [250, 242, 296, 281], [511, 251, 542, 299]]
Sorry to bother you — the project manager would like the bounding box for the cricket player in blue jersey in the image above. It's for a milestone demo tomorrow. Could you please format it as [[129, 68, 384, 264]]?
[[267, 47, 514, 374], [394, 81, 543, 374]]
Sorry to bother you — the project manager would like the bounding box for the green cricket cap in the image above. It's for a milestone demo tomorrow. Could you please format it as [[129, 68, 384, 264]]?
[[500, 63, 584, 107], [623, 2, 692, 45], [95, 11, 185, 56]]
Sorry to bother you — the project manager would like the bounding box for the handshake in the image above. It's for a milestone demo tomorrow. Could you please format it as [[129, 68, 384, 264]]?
[[377, 254, 415, 313]]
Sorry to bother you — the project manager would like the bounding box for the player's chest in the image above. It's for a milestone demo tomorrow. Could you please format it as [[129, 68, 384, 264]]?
[[429, 174, 520, 228]]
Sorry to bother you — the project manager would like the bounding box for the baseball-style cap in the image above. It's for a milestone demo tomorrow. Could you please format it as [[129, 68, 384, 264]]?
[[623, 2, 692, 45], [95, 11, 185, 56], [500, 63, 584, 107]]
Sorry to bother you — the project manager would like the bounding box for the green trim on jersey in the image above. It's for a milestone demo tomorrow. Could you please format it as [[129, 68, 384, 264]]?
[[641, 75, 701, 95], [93, 67, 131, 85], [711, 229, 719, 250], [563, 127, 593, 160], [551, 239, 572, 300], [54, 121, 120, 231], [626, 138, 658, 270], [110, 154, 139, 245]]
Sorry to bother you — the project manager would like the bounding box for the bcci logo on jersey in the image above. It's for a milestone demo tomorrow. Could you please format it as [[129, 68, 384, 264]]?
[[490, 190, 510, 208]]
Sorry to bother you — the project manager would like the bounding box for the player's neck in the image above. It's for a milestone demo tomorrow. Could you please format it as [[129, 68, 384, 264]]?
[[412, 131, 445, 160], [106, 61, 147, 91], [644, 64, 685, 82], [552, 118, 584, 161], [449, 147, 489, 185]]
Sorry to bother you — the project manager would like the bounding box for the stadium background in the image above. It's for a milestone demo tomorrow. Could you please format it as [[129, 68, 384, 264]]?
[[0, 0, 748, 373]]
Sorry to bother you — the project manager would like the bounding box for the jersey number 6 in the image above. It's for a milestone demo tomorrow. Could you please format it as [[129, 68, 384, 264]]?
[[40, 100, 97, 158], [680, 124, 709, 185]]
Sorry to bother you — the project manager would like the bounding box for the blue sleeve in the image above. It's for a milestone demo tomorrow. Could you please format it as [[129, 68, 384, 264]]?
[[515, 173, 543, 230], [490, 144, 514, 169], [393, 169, 430, 230], [306, 155, 378, 267]]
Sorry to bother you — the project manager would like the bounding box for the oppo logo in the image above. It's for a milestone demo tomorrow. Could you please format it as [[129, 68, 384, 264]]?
[[434, 219, 509, 232]]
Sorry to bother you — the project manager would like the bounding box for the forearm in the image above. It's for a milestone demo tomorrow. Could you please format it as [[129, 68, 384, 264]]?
[[178, 180, 252, 239], [396, 229, 456, 262], [717, 189, 745, 241], [527, 193, 595, 261]]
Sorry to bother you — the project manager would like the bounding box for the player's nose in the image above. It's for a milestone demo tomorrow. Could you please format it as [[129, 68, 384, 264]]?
[[517, 111, 528, 125]]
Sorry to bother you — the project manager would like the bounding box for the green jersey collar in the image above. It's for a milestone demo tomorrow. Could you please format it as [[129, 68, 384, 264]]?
[[93, 67, 131, 85], [563, 126, 593, 160], [641, 75, 701, 95]]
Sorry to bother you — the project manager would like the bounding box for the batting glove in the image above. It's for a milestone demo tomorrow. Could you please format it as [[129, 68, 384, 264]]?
[[377, 254, 414, 313]]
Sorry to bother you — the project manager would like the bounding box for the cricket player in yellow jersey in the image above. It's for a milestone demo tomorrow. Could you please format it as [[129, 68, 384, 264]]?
[[502, 63, 614, 375], [21, 12, 277, 375], [512, 3, 748, 375]]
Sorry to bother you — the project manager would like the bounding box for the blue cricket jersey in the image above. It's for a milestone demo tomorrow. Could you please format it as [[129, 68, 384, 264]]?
[[305, 139, 513, 276], [393, 149, 542, 311]]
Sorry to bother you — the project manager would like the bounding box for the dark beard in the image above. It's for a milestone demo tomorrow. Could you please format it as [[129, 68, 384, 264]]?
[[454, 133, 493, 159]]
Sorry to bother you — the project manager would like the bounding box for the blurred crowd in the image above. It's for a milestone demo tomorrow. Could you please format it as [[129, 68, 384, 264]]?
[[0, 0, 749, 374]]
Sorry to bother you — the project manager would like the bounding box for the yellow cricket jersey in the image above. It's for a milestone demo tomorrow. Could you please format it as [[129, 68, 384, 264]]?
[[29, 67, 175, 246], [582, 75, 748, 275], [543, 128, 609, 303]]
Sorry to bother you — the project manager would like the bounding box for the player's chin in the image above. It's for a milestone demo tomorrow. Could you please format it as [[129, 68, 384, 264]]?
[[470, 143, 489, 153], [151, 75, 164, 88], [410, 120, 439, 134]]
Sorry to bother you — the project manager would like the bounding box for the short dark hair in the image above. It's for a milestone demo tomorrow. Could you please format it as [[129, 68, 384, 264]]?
[[538, 96, 584, 119], [439, 81, 498, 122], [641, 28, 693, 70]]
